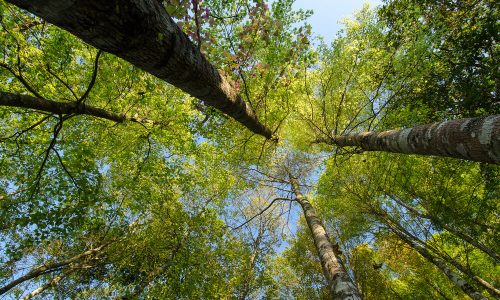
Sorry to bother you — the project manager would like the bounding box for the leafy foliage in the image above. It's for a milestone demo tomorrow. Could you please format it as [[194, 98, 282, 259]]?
[[0, 0, 498, 299]]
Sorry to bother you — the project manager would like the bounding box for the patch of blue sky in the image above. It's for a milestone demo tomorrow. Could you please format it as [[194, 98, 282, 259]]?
[[292, 0, 383, 44]]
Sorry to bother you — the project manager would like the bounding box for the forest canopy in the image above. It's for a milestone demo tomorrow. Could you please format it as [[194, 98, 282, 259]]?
[[0, 0, 498, 299]]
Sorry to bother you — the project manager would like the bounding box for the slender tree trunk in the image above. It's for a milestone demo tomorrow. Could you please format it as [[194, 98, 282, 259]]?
[[373, 209, 485, 300], [388, 195, 500, 263], [390, 226, 485, 300], [239, 246, 258, 300], [288, 172, 361, 299], [238, 220, 264, 300], [435, 247, 500, 297], [320, 116, 500, 164], [0, 91, 160, 125], [379, 207, 499, 297], [22, 267, 76, 300], [0, 243, 109, 295], [6, 0, 273, 139]]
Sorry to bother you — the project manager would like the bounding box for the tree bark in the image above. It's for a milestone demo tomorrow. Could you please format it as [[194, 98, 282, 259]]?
[[388, 224, 485, 300], [0, 91, 160, 125], [288, 172, 361, 300], [320, 116, 500, 164], [6, 0, 273, 139], [238, 219, 264, 300]]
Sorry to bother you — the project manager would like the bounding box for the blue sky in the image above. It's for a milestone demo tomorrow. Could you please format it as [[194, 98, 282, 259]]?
[[292, 0, 383, 43]]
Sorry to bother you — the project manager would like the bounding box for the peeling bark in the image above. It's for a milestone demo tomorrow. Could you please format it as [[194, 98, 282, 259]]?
[[288, 173, 361, 300], [6, 0, 273, 138], [0, 91, 159, 125], [322, 116, 500, 164]]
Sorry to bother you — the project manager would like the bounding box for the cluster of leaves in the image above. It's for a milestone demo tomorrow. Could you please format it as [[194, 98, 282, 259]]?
[[379, 0, 499, 120], [0, 0, 498, 299]]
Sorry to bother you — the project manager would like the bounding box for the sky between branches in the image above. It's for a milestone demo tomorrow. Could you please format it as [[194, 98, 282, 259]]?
[[293, 0, 383, 44]]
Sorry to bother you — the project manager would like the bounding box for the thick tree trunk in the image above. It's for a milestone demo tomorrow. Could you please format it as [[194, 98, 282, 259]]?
[[321, 116, 500, 164], [288, 173, 361, 299], [0, 92, 159, 125], [7, 0, 273, 139]]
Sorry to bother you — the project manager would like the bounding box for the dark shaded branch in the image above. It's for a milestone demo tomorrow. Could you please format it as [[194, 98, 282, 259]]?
[[0, 62, 44, 99], [78, 50, 102, 103], [0, 91, 163, 126]]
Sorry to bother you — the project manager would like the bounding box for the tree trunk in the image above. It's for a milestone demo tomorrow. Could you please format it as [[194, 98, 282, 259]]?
[[0, 91, 160, 125], [388, 195, 499, 263], [22, 267, 76, 300], [373, 208, 485, 300], [7, 0, 273, 139], [238, 226, 262, 300], [288, 173, 361, 299], [321, 116, 500, 164], [0, 243, 109, 295], [389, 225, 485, 300]]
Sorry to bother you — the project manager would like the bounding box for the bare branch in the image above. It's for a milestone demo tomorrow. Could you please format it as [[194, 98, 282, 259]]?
[[231, 197, 294, 231]]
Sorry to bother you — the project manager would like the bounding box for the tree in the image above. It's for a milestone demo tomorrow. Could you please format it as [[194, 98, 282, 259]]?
[[6, 0, 274, 138], [317, 115, 500, 164], [1, 0, 498, 298], [287, 169, 361, 299]]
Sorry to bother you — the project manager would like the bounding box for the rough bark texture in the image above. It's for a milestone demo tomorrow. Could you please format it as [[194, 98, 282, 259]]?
[[7, 0, 273, 138], [0, 91, 157, 125], [325, 116, 500, 164], [288, 174, 361, 300]]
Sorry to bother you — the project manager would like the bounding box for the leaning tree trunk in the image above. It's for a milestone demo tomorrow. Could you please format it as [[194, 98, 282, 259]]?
[[288, 173, 361, 299], [0, 242, 110, 295], [7, 0, 273, 139], [320, 116, 500, 164], [389, 224, 485, 300], [388, 195, 500, 263], [374, 209, 485, 300], [22, 268, 76, 300]]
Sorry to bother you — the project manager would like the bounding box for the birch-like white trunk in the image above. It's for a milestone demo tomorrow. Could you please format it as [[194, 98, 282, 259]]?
[[288, 174, 361, 299], [323, 116, 500, 164]]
